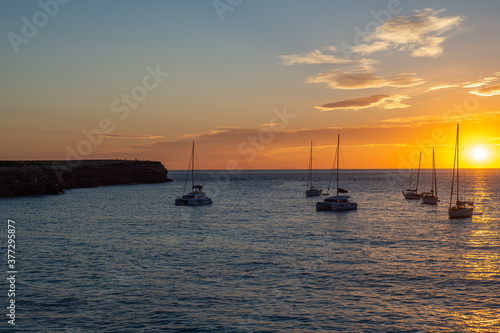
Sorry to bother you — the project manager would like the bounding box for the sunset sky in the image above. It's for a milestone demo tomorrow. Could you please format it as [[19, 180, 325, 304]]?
[[1, 0, 500, 169]]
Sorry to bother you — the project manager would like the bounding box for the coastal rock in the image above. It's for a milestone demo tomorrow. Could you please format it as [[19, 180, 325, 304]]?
[[0, 160, 172, 198]]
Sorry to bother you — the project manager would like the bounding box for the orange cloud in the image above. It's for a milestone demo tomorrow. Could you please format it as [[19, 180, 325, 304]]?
[[470, 84, 500, 96], [381, 111, 500, 127], [307, 70, 424, 89], [427, 84, 459, 91], [88, 112, 500, 170], [464, 72, 500, 96], [316, 94, 410, 111], [463, 71, 500, 88], [104, 134, 163, 139]]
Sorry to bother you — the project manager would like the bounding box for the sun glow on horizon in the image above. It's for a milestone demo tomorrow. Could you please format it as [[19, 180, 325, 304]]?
[[472, 147, 488, 161], [463, 145, 499, 168]]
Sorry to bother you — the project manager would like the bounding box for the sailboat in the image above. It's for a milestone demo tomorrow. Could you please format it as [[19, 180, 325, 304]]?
[[305, 141, 322, 197], [421, 147, 439, 205], [448, 124, 473, 218], [175, 141, 213, 206], [403, 152, 423, 199], [316, 134, 357, 211]]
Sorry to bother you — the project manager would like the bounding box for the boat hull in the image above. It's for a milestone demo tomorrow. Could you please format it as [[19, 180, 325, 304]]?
[[316, 201, 332, 211], [175, 197, 212, 206], [316, 201, 358, 211], [316, 196, 358, 211], [403, 191, 422, 200], [306, 188, 322, 197], [175, 192, 213, 206], [448, 206, 473, 218], [331, 201, 358, 211], [421, 195, 439, 205]]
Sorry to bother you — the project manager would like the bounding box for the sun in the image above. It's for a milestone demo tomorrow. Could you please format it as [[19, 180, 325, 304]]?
[[472, 147, 488, 161]]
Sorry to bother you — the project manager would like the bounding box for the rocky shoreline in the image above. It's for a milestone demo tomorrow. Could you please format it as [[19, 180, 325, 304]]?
[[0, 160, 172, 198]]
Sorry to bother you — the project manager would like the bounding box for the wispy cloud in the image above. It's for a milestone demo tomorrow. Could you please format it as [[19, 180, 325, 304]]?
[[104, 134, 164, 139], [427, 84, 459, 91], [462, 82, 485, 88], [278, 8, 466, 114], [425, 72, 500, 95], [360, 8, 463, 57], [463, 72, 500, 88], [307, 70, 424, 89], [316, 94, 410, 111], [122, 144, 152, 151], [180, 128, 247, 140], [351, 41, 391, 55], [356, 58, 380, 72], [141, 112, 500, 149], [470, 84, 500, 96], [380, 111, 500, 126], [462, 71, 500, 96], [91, 111, 500, 169], [279, 46, 352, 65]]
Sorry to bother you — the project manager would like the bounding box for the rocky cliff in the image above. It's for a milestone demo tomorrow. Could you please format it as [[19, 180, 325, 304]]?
[[0, 160, 172, 198]]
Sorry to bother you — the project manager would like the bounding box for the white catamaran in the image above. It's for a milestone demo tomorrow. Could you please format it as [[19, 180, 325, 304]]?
[[421, 147, 439, 205], [403, 152, 423, 200], [316, 134, 357, 211], [305, 141, 322, 197], [175, 141, 213, 206], [448, 124, 474, 218]]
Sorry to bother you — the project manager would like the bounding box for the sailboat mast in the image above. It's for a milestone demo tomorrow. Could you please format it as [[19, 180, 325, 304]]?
[[307, 141, 312, 189], [191, 141, 195, 189], [457, 124, 460, 202], [449, 125, 458, 208], [415, 152, 421, 191], [433, 147, 437, 196], [336, 134, 339, 196]]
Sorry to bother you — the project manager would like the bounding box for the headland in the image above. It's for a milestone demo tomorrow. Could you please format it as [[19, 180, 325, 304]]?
[[0, 159, 172, 198]]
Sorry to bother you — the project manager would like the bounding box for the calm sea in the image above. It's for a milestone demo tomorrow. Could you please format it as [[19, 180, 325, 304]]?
[[2, 169, 499, 332]]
